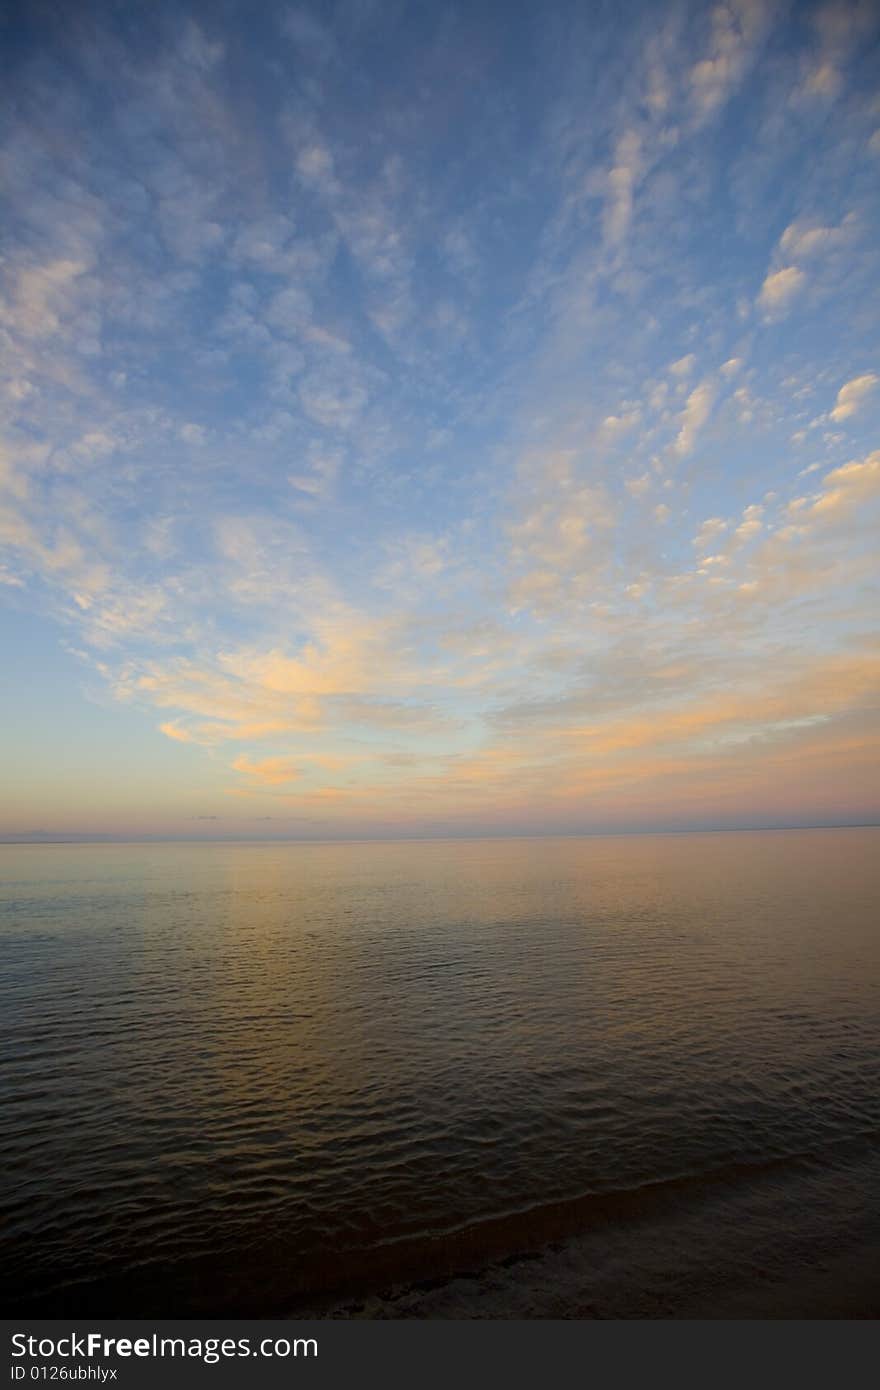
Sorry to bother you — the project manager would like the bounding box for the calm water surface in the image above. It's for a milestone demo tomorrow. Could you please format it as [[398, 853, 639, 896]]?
[[1, 829, 879, 1316]]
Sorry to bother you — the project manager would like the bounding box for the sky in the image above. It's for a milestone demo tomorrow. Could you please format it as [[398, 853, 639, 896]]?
[[0, 0, 878, 841]]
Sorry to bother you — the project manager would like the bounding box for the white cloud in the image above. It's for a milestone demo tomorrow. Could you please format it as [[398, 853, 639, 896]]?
[[801, 62, 841, 99], [809, 450, 880, 518], [600, 411, 640, 442], [829, 373, 878, 422], [757, 266, 806, 314], [693, 517, 727, 549], [0, 258, 89, 339], [669, 354, 696, 378], [603, 131, 643, 246], [779, 213, 855, 260], [689, 0, 770, 120], [625, 472, 653, 499], [179, 423, 206, 445], [288, 448, 341, 502], [674, 381, 715, 456], [733, 503, 763, 544]]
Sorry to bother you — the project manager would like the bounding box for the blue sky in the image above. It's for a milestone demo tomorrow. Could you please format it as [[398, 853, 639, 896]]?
[[1, 0, 879, 839]]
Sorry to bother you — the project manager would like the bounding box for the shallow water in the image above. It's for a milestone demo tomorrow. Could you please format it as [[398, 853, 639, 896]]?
[[1, 828, 879, 1316]]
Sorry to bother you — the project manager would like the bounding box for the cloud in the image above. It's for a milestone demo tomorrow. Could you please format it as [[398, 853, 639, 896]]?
[[117, 600, 446, 750], [298, 370, 368, 430], [179, 423, 206, 445], [732, 503, 763, 544], [159, 722, 196, 743], [505, 452, 617, 615], [565, 652, 878, 757], [375, 534, 450, 590], [600, 410, 640, 442], [801, 61, 841, 99], [232, 755, 301, 785], [0, 258, 90, 339], [757, 266, 806, 314], [829, 373, 878, 422], [669, 354, 696, 378], [794, 0, 879, 105], [673, 381, 715, 456], [779, 213, 856, 260], [603, 131, 643, 247], [288, 448, 341, 502], [626, 472, 653, 499], [688, 0, 771, 121], [806, 450, 880, 519], [693, 517, 728, 550]]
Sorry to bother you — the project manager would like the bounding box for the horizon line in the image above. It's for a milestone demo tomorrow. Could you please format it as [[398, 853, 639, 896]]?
[[2, 821, 879, 847]]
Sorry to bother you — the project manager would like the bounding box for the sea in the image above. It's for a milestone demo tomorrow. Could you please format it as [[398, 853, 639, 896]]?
[[1, 827, 879, 1318]]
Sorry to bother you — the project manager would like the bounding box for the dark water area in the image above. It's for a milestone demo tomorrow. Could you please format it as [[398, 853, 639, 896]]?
[[1, 828, 879, 1317]]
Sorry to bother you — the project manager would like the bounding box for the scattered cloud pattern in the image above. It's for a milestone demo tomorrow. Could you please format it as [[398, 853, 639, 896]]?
[[1, 0, 878, 838]]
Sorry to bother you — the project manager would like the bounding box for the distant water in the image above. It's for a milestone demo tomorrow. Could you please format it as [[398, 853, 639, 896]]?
[[1, 829, 879, 1318]]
